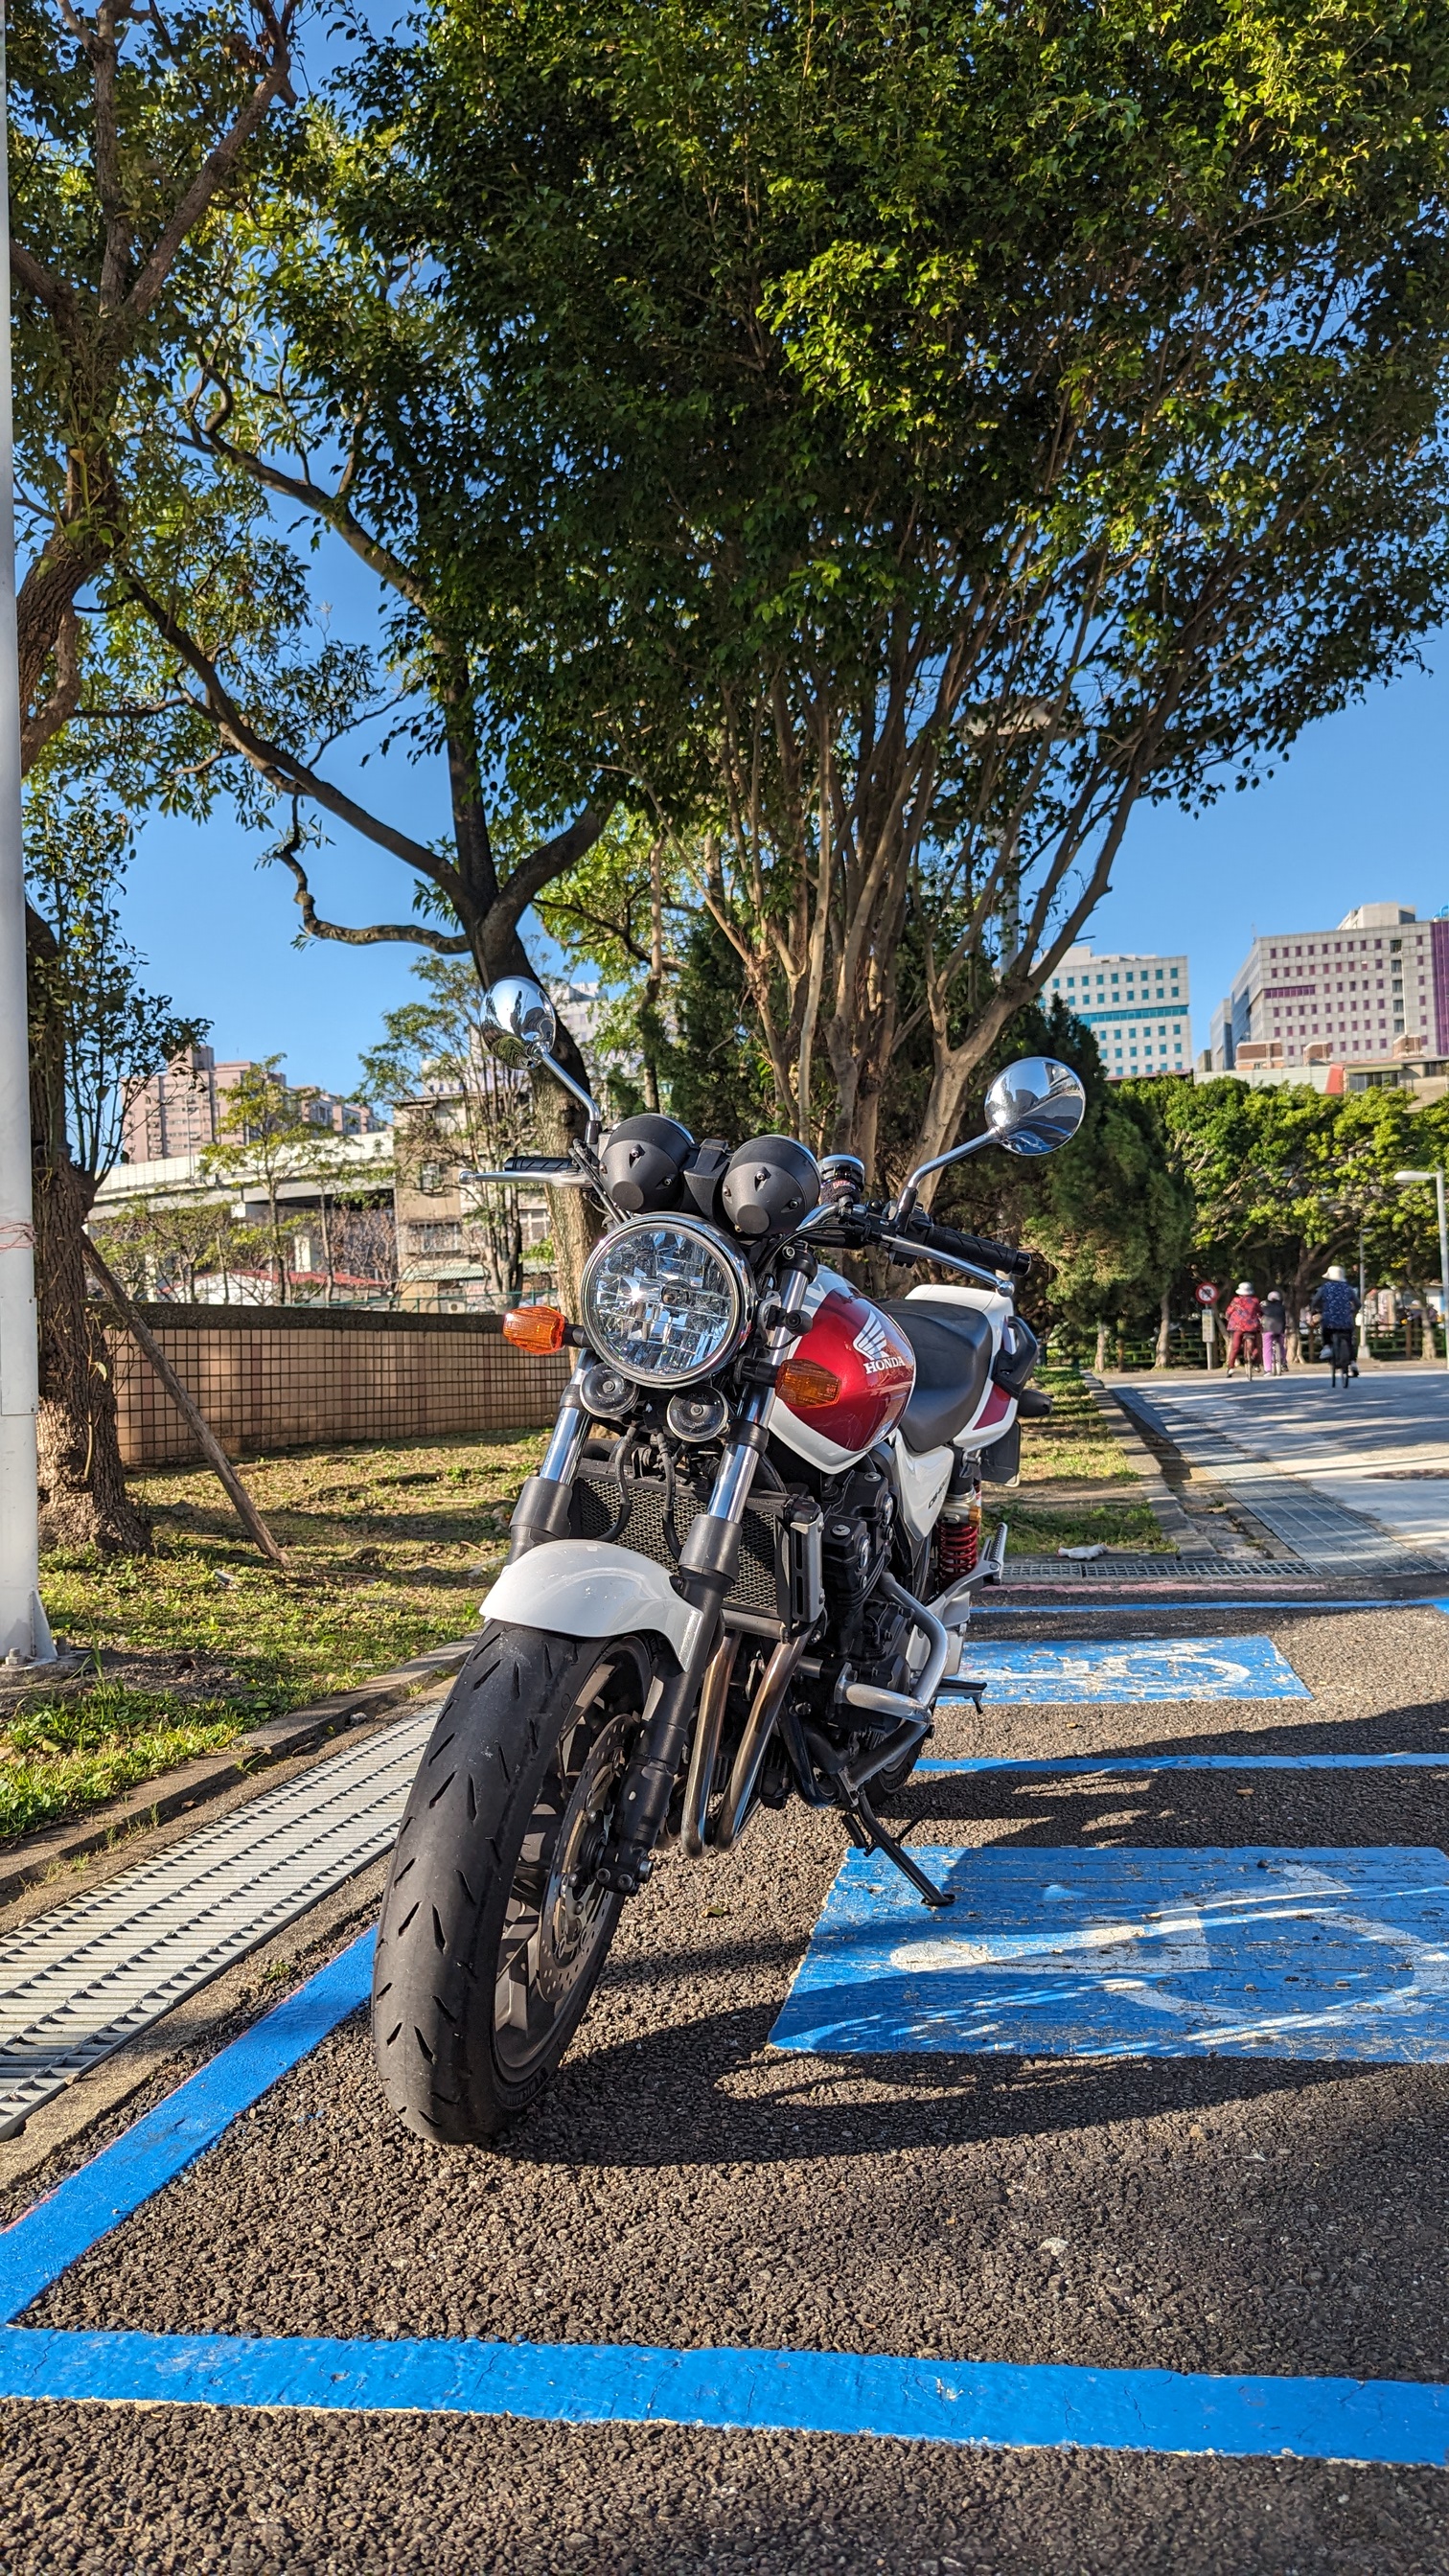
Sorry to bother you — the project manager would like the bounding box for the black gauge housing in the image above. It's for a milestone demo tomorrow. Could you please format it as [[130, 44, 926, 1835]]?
[[721, 1134, 821, 1239], [601, 1114, 695, 1213]]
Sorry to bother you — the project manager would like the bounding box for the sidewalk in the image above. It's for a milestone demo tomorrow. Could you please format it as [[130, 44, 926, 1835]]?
[[1103, 1369, 1449, 1574]]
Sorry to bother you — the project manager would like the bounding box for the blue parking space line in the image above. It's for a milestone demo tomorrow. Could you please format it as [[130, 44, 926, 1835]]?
[[0, 2325, 1443, 2466], [919, 1754, 1449, 1775], [977, 1598, 1449, 1617], [0, 1934, 373, 2325], [772, 1846, 1449, 2063], [941, 1638, 1306, 1702]]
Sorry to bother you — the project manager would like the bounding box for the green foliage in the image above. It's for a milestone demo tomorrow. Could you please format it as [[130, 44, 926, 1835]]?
[[89, 1194, 248, 1302], [24, 785, 206, 1182], [356, 0, 1449, 1166], [1159, 1080, 1441, 1304], [665, 918, 779, 1141]]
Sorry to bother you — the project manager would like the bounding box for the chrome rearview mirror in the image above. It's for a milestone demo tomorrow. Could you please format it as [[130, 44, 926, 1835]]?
[[984, 1056, 1087, 1158], [893, 1052, 1086, 1227], [481, 976, 559, 1069], [477, 974, 604, 1155]]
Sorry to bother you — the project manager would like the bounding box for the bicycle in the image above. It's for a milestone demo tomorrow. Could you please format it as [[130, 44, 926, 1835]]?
[[1325, 1325, 1355, 1389]]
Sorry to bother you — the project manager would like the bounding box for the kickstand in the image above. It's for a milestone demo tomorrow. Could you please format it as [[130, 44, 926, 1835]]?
[[844, 1787, 954, 1910]]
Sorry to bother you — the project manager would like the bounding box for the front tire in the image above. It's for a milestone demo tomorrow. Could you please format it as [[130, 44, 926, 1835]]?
[[372, 1622, 653, 2144]]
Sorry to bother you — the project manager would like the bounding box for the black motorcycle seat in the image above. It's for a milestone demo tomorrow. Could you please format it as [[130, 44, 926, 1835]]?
[[882, 1299, 995, 1454]]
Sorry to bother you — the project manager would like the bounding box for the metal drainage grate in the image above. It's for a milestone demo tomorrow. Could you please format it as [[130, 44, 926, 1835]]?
[[0, 1707, 438, 2140]]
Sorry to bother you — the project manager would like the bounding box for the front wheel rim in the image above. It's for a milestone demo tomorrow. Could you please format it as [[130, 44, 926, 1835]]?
[[493, 1690, 635, 2079]]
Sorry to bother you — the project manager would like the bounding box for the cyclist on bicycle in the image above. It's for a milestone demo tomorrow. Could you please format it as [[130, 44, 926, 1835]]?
[[1312, 1266, 1360, 1379], [1224, 1281, 1262, 1376]]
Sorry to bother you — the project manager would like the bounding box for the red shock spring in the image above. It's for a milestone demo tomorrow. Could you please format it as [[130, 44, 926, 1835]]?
[[935, 1491, 980, 1582]]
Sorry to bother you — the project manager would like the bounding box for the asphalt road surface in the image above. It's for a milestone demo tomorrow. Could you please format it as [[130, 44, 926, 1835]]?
[[2, 1601, 1447, 2573]]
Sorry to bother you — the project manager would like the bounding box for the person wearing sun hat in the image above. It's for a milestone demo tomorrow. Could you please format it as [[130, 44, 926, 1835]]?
[[1224, 1280, 1262, 1374]]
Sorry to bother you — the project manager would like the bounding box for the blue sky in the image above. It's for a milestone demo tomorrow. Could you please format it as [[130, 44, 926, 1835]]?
[[113, 617, 1449, 1100]]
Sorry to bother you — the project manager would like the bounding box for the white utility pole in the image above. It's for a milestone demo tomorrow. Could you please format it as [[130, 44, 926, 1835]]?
[[1395, 1169, 1449, 1374], [0, 8, 54, 1665]]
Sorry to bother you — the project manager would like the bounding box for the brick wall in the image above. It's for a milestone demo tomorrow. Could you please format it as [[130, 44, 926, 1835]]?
[[107, 1305, 573, 1467]]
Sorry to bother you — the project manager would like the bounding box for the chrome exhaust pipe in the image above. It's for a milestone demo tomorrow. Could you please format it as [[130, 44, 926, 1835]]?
[[712, 1634, 809, 1851], [680, 1631, 739, 1857]]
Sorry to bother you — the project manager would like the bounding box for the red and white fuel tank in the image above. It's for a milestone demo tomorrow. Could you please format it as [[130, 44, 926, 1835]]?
[[765, 1269, 915, 1471]]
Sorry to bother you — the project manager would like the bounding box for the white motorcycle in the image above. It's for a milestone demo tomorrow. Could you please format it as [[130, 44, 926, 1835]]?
[[372, 978, 1084, 2141]]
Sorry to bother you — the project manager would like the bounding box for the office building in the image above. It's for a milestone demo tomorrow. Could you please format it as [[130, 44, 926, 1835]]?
[[1209, 904, 1445, 1073], [1046, 945, 1190, 1077]]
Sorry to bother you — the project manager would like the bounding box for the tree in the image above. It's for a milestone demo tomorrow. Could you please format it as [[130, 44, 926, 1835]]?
[[361, 959, 538, 1303], [385, 0, 1449, 1183], [88, 1192, 242, 1303], [94, 95, 614, 1299], [913, 1000, 1194, 1362], [12, 0, 300, 1547], [1161, 1080, 1429, 1359], [12, 0, 616, 1530], [199, 1058, 316, 1302], [25, 789, 203, 1548]]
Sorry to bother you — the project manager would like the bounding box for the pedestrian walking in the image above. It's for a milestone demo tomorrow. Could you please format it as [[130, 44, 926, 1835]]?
[[1224, 1281, 1262, 1376], [1260, 1286, 1288, 1375], [1311, 1265, 1360, 1386]]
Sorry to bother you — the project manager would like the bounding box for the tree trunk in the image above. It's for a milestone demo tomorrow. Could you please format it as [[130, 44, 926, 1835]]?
[[1093, 1320, 1109, 1373], [1155, 1288, 1172, 1369], [480, 911, 602, 1316], [27, 904, 151, 1556]]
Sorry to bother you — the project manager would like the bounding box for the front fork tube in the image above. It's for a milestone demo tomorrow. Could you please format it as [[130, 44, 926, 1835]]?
[[505, 1364, 591, 1559], [597, 1256, 816, 1895]]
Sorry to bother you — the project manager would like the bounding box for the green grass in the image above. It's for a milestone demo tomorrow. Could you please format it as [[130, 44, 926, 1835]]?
[[6, 1430, 546, 1849], [988, 1367, 1173, 1556], [994, 1498, 1170, 1556], [5, 1380, 1166, 1842], [1015, 1368, 1138, 1486]]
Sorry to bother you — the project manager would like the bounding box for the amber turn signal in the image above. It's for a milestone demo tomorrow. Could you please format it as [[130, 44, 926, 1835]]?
[[502, 1304, 567, 1354], [777, 1356, 841, 1408]]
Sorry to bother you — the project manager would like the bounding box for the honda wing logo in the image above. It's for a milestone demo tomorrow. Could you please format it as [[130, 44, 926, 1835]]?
[[852, 1313, 908, 1378]]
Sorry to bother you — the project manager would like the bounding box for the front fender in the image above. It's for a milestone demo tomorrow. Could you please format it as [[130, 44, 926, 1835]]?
[[480, 1538, 702, 1665]]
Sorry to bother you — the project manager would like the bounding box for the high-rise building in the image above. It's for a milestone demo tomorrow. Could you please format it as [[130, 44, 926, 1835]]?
[[121, 1046, 383, 1164], [1046, 945, 1191, 1078], [1209, 905, 1442, 1073]]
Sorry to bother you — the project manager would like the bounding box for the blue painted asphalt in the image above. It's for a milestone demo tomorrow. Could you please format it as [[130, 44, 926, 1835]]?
[[771, 1846, 1449, 2063], [0, 2325, 1443, 2466], [946, 1638, 1306, 1702], [976, 1598, 1449, 1617], [919, 1754, 1449, 1775], [0, 1936, 373, 2326]]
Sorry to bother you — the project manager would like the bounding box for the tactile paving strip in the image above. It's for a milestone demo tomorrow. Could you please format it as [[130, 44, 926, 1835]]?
[[0, 1708, 437, 2139]]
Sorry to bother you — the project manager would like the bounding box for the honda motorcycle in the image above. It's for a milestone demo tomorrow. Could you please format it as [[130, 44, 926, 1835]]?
[[372, 977, 1085, 2142]]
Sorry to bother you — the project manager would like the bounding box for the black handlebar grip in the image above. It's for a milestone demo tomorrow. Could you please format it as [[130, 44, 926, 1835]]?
[[918, 1219, 1030, 1279]]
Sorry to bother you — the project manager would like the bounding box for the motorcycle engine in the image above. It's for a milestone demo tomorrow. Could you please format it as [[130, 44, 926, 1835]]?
[[819, 1461, 911, 1689]]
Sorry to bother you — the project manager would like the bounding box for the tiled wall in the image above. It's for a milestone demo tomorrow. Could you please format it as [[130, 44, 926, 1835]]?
[[107, 1307, 573, 1466]]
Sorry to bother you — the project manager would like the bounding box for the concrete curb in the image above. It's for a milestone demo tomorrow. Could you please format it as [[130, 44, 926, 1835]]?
[[0, 1637, 477, 1909], [1078, 1374, 1219, 1555]]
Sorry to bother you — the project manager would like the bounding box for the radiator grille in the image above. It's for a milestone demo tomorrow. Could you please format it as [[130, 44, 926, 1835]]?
[[572, 1455, 786, 1623]]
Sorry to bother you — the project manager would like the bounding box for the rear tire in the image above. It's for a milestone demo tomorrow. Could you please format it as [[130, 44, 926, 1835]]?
[[372, 1622, 653, 2144]]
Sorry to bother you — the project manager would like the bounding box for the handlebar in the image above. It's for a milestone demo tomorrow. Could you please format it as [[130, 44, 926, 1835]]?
[[908, 1218, 1031, 1281], [804, 1202, 1031, 1283]]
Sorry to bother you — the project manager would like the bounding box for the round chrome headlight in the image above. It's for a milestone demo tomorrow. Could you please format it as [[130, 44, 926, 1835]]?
[[580, 1218, 754, 1388]]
